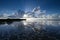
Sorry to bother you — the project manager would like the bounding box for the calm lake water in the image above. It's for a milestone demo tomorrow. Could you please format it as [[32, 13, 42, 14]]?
[[0, 20, 60, 40]]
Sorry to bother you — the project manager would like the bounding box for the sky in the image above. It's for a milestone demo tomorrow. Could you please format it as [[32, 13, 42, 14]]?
[[0, 0, 60, 14]]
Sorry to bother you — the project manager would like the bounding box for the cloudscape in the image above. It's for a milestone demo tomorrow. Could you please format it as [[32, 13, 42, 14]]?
[[0, 0, 60, 40], [0, 7, 60, 19]]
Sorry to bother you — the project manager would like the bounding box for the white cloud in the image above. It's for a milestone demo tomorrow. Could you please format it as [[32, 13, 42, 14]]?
[[1, 6, 59, 19]]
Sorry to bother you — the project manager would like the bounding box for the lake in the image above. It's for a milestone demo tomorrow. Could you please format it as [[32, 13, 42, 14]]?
[[0, 20, 60, 40]]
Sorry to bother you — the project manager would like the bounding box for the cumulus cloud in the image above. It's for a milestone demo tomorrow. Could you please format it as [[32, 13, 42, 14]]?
[[0, 7, 60, 31], [23, 7, 60, 19], [0, 7, 59, 19], [21, 7, 60, 31]]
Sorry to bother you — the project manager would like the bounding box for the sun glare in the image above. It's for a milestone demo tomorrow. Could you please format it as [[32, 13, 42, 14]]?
[[23, 14, 28, 18]]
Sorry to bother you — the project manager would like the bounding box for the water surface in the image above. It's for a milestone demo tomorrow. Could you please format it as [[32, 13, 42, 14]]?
[[0, 20, 60, 40]]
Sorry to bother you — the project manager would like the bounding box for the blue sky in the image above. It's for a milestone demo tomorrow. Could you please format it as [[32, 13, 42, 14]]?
[[0, 0, 60, 14]]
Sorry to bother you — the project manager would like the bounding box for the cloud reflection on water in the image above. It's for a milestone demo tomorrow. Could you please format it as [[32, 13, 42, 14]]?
[[0, 20, 60, 40]]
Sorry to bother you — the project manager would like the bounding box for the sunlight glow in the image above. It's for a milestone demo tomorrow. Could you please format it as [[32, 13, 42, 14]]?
[[23, 14, 29, 18]]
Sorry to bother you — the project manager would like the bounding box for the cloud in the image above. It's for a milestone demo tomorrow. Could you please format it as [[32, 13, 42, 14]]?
[[0, 7, 60, 29], [23, 7, 60, 19], [21, 7, 60, 31], [0, 7, 59, 19], [23, 7, 46, 18]]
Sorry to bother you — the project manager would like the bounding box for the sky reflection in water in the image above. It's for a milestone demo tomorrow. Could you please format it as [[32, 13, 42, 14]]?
[[0, 20, 60, 40]]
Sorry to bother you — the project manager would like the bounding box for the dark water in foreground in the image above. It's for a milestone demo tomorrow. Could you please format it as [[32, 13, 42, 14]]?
[[0, 21, 60, 40]]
